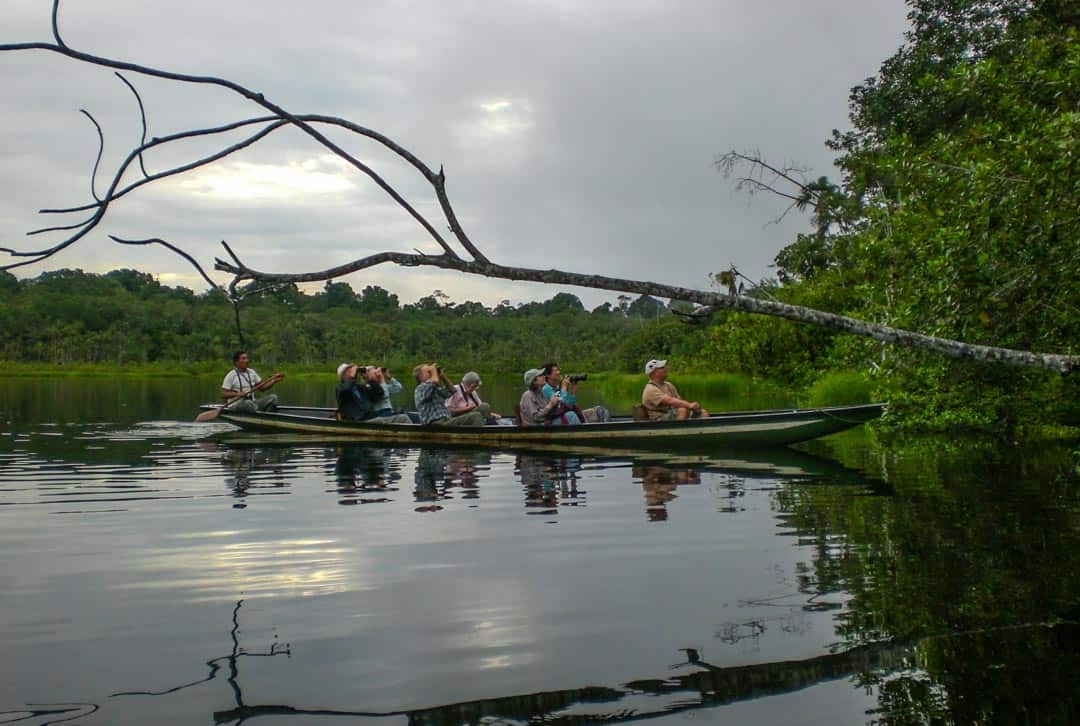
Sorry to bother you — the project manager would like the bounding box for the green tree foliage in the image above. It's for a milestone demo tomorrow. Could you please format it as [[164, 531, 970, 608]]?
[[0, 270, 671, 373], [710, 0, 1080, 431]]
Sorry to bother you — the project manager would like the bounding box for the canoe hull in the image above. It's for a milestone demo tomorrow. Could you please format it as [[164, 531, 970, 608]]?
[[210, 403, 886, 448]]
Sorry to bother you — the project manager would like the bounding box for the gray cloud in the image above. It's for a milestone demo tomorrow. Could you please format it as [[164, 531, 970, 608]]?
[[1, 0, 908, 306]]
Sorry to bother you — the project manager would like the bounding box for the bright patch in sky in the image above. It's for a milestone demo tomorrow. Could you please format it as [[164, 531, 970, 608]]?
[[463, 98, 534, 139], [480, 100, 513, 112], [178, 156, 355, 200]]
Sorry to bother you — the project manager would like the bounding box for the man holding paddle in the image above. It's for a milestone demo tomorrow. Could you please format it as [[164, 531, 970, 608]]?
[[219, 350, 284, 414]]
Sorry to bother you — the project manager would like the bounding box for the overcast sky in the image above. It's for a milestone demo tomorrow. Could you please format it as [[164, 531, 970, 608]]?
[[1, 1, 908, 307]]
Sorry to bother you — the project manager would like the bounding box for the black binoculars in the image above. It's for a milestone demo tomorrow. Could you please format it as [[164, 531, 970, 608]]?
[[568, 374, 588, 383]]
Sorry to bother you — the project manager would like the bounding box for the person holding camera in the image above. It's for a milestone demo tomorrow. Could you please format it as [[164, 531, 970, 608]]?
[[336, 363, 411, 423], [413, 363, 486, 426], [220, 350, 283, 413], [541, 362, 609, 423], [520, 368, 581, 426]]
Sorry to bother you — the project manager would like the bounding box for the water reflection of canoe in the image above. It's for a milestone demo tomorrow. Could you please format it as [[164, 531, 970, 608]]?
[[200, 402, 886, 448]]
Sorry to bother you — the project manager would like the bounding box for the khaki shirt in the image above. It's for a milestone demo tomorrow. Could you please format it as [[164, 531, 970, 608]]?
[[642, 380, 680, 420]]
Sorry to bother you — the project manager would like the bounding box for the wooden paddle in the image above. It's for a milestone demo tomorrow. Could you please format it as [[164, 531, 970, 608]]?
[[195, 402, 233, 422]]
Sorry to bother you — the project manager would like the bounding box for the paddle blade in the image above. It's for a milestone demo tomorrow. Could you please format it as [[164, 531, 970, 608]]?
[[195, 407, 221, 422]]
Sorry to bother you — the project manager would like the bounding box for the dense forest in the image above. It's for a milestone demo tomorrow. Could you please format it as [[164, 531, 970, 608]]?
[[2, 0, 1078, 435], [0, 268, 687, 374]]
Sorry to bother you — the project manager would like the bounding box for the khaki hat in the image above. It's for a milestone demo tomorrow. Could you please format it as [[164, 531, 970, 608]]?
[[523, 368, 544, 385]]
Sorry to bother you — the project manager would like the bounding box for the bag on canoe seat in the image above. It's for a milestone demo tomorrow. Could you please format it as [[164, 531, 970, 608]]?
[[632, 404, 649, 422]]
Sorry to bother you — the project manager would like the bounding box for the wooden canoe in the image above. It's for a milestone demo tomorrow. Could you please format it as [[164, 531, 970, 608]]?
[[199, 402, 887, 448]]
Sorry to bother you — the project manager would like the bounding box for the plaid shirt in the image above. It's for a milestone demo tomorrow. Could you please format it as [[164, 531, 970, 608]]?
[[414, 380, 453, 424]]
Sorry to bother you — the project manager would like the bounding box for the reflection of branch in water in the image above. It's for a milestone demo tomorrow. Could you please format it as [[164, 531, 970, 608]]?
[[204, 638, 921, 724], [0, 703, 99, 726], [715, 619, 768, 645], [738, 590, 843, 613], [112, 599, 289, 715], [98, 590, 919, 724], [90, 604, 1079, 725]]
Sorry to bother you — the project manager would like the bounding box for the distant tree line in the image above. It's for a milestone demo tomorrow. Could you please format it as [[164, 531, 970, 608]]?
[[0, 268, 697, 373]]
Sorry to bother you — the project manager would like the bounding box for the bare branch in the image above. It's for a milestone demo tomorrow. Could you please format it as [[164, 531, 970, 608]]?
[[733, 177, 803, 203], [51, 0, 66, 48], [26, 214, 97, 237], [115, 72, 150, 178], [38, 116, 287, 214], [717, 151, 812, 196], [1, 27, 464, 259], [109, 235, 223, 293], [79, 109, 104, 203], [2, 119, 290, 270]]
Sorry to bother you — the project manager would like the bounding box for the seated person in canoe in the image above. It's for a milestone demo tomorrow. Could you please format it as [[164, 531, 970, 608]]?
[[540, 362, 609, 423], [220, 350, 283, 413], [336, 363, 412, 424], [519, 368, 581, 426], [370, 365, 419, 423], [448, 371, 501, 424], [413, 364, 487, 426], [641, 359, 710, 421]]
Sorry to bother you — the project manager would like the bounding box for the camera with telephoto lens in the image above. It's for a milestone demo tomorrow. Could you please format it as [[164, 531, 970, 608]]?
[[568, 374, 588, 383]]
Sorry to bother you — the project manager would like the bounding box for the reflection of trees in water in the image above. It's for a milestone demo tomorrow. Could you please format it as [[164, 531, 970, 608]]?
[[770, 442, 1080, 723], [515, 453, 584, 516]]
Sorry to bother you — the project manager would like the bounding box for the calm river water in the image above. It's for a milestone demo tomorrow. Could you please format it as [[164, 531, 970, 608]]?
[[0, 377, 1076, 725]]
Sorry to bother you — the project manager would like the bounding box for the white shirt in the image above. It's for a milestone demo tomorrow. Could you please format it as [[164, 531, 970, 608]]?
[[222, 368, 262, 395]]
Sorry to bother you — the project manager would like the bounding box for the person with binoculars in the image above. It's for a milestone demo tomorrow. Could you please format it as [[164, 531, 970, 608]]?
[[335, 363, 412, 424], [412, 363, 487, 426]]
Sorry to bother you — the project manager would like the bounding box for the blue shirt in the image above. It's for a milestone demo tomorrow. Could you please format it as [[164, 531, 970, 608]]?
[[373, 377, 403, 412], [541, 382, 576, 407]]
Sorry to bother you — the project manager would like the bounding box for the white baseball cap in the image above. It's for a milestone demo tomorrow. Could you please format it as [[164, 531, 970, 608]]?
[[644, 359, 667, 375], [336, 362, 354, 379]]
